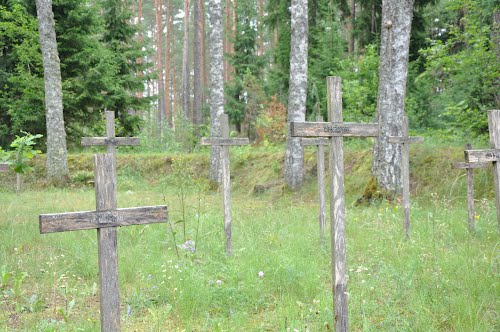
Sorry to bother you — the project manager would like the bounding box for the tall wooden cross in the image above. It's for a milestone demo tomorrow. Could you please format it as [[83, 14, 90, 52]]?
[[464, 110, 500, 235], [301, 115, 329, 243], [201, 114, 249, 254], [388, 115, 424, 237], [291, 76, 379, 332], [40, 111, 167, 332], [453, 143, 489, 232]]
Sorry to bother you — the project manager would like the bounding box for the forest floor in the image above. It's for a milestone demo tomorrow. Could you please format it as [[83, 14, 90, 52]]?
[[0, 141, 499, 331]]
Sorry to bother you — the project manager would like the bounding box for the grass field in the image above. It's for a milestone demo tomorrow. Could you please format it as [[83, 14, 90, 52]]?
[[1, 145, 499, 331]]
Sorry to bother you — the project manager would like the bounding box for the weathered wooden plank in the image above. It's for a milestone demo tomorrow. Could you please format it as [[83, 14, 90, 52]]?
[[200, 138, 250, 146], [81, 137, 140, 146], [0, 163, 8, 172], [39, 206, 168, 233], [453, 161, 490, 169], [300, 137, 330, 146], [316, 115, 327, 244], [291, 121, 379, 137], [400, 116, 411, 237], [464, 143, 476, 232], [328, 76, 348, 332], [488, 110, 500, 235], [95, 153, 120, 332], [387, 136, 424, 144], [464, 149, 500, 163], [221, 114, 232, 255]]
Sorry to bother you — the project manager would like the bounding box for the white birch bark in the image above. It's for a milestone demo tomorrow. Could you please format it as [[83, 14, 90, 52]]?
[[372, 0, 414, 192], [284, 0, 308, 189], [35, 0, 69, 181], [208, 0, 224, 183]]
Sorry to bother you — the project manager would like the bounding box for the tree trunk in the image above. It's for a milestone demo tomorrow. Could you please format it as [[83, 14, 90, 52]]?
[[208, 0, 225, 183], [137, 0, 144, 100], [284, 0, 308, 189], [182, 0, 191, 120], [35, 0, 69, 183], [165, 0, 172, 127], [347, 0, 356, 55], [155, 0, 164, 137], [193, 0, 203, 132], [372, 0, 414, 193], [492, 8, 500, 107]]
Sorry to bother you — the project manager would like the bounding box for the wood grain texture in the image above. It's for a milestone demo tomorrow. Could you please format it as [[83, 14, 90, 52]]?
[[300, 138, 330, 146], [81, 137, 140, 147], [0, 163, 8, 172], [465, 144, 476, 232], [291, 121, 379, 137], [464, 149, 500, 163], [316, 115, 327, 244], [453, 162, 490, 169], [95, 153, 120, 332], [200, 138, 250, 146], [400, 116, 411, 237], [387, 136, 424, 144], [488, 110, 500, 235], [221, 114, 232, 254], [327, 76, 348, 332], [39, 206, 168, 233]]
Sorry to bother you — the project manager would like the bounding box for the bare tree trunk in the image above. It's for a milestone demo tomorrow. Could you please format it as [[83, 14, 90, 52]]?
[[193, 0, 203, 132], [35, 0, 69, 183], [284, 0, 308, 189], [258, 0, 264, 56], [155, 0, 164, 137], [492, 8, 500, 107], [165, 0, 172, 127], [201, 0, 208, 107], [182, 0, 191, 120], [137, 0, 144, 100], [208, 0, 224, 183], [372, 0, 414, 193], [347, 0, 355, 55]]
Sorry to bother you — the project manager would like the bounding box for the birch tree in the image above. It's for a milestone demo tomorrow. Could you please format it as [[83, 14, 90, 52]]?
[[284, 0, 308, 189], [371, 0, 414, 193], [208, 0, 224, 182], [193, 0, 204, 131], [35, 0, 69, 182]]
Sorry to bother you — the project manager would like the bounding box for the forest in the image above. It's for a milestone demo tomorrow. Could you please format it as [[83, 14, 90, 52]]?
[[1, 0, 500, 331]]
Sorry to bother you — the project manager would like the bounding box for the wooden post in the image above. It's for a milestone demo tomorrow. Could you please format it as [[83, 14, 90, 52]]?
[[291, 76, 379, 332], [301, 115, 329, 243], [453, 143, 489, 232], [201, 114, 249, 254], [388, 116, 424, 237]]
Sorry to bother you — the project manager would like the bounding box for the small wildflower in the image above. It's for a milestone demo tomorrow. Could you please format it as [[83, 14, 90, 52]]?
[[216, 279, 222, 286], [258, 271, 264, 278], [181, 239, 196, 253], [127, 305, 131, 317]]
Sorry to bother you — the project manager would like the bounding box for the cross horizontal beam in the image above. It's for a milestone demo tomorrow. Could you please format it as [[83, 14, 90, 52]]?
[[453, 161, 490, 169], [40, 205, 168, 233], [387, 136, 424, 144], [464, 149, 500, 163], [81, 137, 140, 147], [200, 138, 250, 146], [290, 122, 379, 137], [0, 163, 8, 172], [301, 138, 330, 146]]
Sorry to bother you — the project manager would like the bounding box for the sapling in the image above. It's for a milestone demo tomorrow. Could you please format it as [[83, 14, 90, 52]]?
[[9, 132, 43, 194]]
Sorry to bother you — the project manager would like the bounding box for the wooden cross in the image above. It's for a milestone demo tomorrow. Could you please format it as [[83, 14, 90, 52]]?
[[453, 143, 489, 232], [301, 115, 329, 243], [201, 114, 249, 254], [40, 111, 167, 332], [388, 115, 424, 237], [464, 110, 500, 235], [291, 76, 379, 332]]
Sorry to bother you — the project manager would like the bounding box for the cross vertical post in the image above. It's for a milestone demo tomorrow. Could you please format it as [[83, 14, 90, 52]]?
[[388, 116, 423, 237], [291, 76, 379, 332], [453, 143, 489, 232], [464, 110, 500, 234], [301, 117, 329, 243], [201, 114, 249, 254]]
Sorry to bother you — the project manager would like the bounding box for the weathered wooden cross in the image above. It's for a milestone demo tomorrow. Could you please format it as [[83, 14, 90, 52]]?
[[201, 114, 249, 254], [301, 115, 329, 243], [291, 76, 379, 332], [464, 110, 500, 235], [453, 143, 489, 232], [39, 111, 168, 332], [388, 115, 424, 237]]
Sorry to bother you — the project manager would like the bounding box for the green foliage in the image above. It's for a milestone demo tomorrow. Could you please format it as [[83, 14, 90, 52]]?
[[9, 131, 43, 174]]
